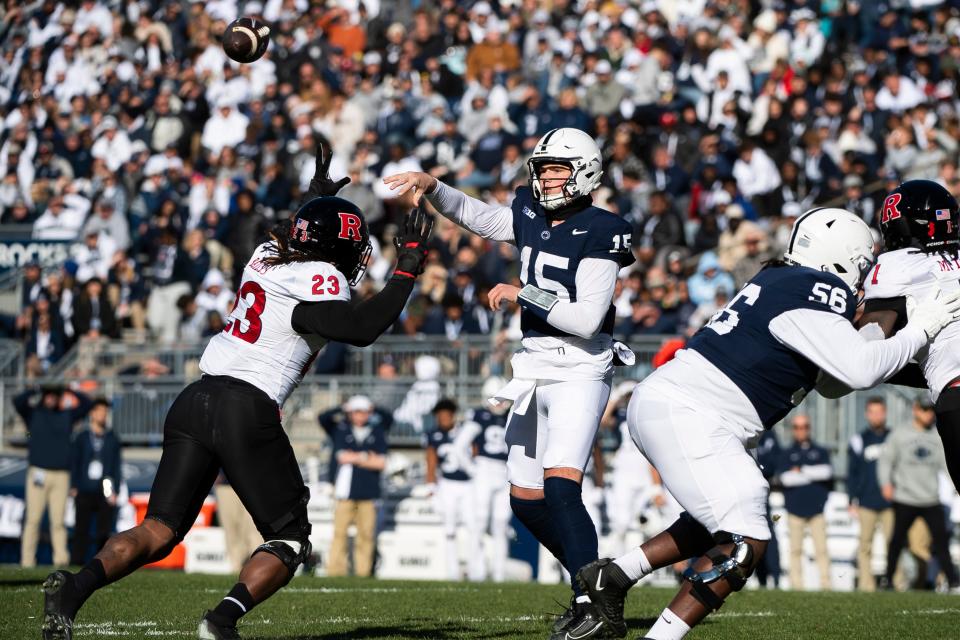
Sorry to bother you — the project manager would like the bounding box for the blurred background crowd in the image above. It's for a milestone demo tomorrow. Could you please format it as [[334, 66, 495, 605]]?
[[4, 0, 960, 372]]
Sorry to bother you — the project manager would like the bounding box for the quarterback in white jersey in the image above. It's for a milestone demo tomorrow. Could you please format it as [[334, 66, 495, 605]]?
[[861, 179, 960, 495], [387, 128, 634, 638], [42, 147, 434, 640]]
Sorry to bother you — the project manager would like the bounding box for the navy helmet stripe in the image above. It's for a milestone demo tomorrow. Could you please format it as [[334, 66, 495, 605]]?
[[787, 207, 826, 254]]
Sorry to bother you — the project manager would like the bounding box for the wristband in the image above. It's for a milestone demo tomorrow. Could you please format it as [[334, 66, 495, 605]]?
[[517, 284, 559, 312]]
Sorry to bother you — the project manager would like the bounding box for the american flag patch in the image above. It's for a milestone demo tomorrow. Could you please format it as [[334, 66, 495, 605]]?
[[936, 208, 951, 220]]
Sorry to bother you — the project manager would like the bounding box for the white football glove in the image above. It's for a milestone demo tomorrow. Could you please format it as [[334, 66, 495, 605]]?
[[907, 290, 960, 339]]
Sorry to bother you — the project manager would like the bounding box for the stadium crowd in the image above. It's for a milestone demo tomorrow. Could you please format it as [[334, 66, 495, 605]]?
[[4, 0, 960, 377]]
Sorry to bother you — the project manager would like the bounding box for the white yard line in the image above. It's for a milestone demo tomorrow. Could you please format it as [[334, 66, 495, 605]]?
[[896, 608, 960, 616], [712, 611, 778, 618]]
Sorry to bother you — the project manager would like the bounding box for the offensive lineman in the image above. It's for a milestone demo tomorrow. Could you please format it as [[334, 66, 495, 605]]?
[[386, 127, 634, 638], [573, 208, 960, 639], [859, 180, 960, 495], [41, 149, 434, 640]]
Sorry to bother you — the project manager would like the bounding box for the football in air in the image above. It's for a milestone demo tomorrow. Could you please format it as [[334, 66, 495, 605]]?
[[222, 17, 271, 63]]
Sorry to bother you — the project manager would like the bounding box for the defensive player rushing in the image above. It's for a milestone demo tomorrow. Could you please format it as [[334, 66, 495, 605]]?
[[386, 127, 635, 638], [458, 376, 512, 582], [859, 179, 960, 495], [425, 398, 484, 581], [41, 147, 434, 640], [573, 208, 960, 640]]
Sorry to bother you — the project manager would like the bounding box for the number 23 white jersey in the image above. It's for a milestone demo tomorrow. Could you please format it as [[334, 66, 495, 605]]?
[[864, 247, 960, 400], [199, 242, 350, 405]]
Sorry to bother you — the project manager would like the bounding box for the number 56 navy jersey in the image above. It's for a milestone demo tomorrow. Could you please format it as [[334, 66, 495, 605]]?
[[686, 265, 856, 428]]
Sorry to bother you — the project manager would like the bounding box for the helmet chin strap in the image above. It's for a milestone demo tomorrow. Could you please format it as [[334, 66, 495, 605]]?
[[545, 195, 592, 221]]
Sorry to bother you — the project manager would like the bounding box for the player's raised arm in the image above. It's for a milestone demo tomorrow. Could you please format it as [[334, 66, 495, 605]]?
[[383, 171, 516, 244], [290, 206, 433, 347]]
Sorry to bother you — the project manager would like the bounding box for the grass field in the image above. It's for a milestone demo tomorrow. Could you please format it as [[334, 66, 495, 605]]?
[[3, 567, 960, 639]]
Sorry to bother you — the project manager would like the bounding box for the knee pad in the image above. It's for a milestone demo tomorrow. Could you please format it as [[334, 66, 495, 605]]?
[[683, 533, 756, 611], [252, 538, 312, 580]]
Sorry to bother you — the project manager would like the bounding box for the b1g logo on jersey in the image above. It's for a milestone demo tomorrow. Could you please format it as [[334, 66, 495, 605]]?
[[880, 193, 902, 224], [338, 212, 362, 241]]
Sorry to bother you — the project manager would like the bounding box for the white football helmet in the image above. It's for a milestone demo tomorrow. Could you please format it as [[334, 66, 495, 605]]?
[[527, 128, 603, 210], [783, 207, 876, 293]]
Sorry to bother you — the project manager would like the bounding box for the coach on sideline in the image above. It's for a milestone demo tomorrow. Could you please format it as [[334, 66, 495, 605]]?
[[320, 395, 391, 577]]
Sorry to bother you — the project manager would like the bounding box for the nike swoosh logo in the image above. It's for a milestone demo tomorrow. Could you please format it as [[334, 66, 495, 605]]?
[[595, 572, 604, 591], [572, 229, 588, 235]]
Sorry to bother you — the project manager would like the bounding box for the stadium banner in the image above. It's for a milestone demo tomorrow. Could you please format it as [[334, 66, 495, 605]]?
[[0, 238, 71, 272]]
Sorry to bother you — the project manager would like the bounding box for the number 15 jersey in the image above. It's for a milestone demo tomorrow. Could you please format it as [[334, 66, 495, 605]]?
[[199, 242, 350, 405]]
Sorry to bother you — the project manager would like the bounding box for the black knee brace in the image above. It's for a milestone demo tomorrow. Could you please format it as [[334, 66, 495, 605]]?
[[683, 533, 756, 611]]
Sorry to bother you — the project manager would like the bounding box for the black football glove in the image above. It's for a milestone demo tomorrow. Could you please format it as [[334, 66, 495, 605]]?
[[394, 205, 434, 278], [304, 141, 350, 202]]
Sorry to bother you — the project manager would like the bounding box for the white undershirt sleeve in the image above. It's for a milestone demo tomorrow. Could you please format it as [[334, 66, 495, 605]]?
[[425, 180, 516, 244], [768, 308, 927, 390], [544, 258, 619, 339]]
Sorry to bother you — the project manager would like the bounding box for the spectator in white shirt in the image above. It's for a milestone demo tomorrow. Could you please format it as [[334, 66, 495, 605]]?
[[33, 195, 87, 241], [789, 9, 825, 70], [90, 116, 133, 172], [201, 99, 249, 156], [733, 141, 782, 200], [705, 26, 752, 95], [71, 230, 118, 285], [875, 73, 925, 113], [73, 0, 113, 39]]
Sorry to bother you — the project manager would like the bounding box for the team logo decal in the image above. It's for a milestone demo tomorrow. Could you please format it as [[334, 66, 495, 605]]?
[[879, 193, 902, 224], [338, 212, 362, 241], [541, 230, 551, 240]]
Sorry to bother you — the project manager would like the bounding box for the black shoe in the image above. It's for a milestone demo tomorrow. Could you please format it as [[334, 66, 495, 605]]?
[[548, 602, 609, 639], [552, 597, 581, 633], [198, 611, 241, 640], [42, 571, 74, 640], [576, 559, 631, 638]]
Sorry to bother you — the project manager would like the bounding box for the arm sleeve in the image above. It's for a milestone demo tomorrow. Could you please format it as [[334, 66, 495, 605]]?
[[425, 180, 516, 244], [291, 275, 415, 347], [769, 308, 927, 390], [518, 258, 619, 339]]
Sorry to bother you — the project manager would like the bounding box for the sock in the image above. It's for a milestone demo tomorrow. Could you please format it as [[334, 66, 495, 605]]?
[[209, 583, 255, 627], [63, 559, 108, 617], [614, 546, 652, 583], [510, 495, 568, 570], [646, 607, 692, 640], [543, 477, 599, 597]]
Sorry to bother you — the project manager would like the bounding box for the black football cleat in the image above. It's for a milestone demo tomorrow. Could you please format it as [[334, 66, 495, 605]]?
[[42, 571, 74, 640], [552, 596, 581, 634], [576, 558, 631, 638], [198, 611, 241, 640], [548, 602, 609, 639]]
